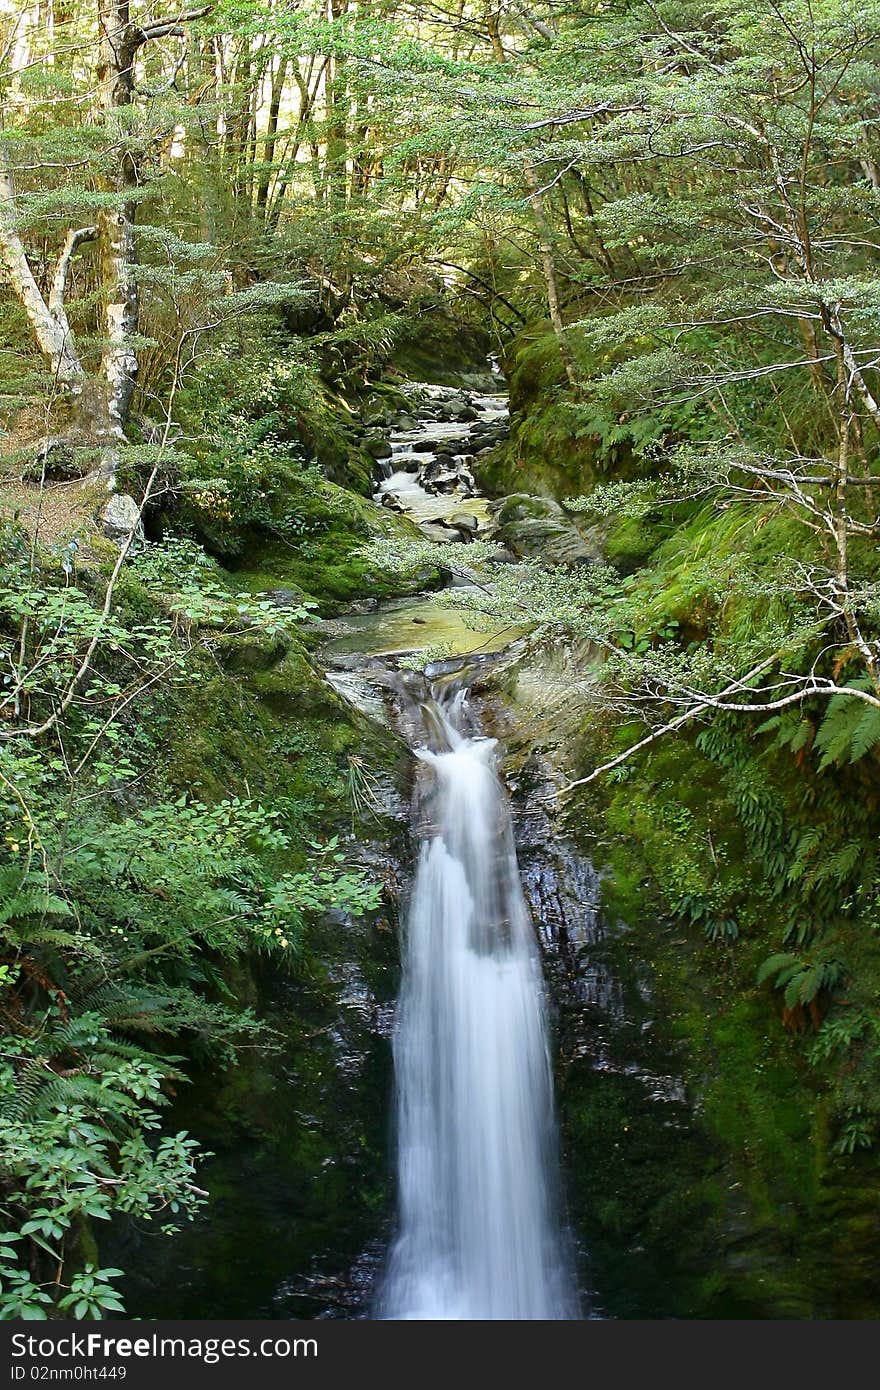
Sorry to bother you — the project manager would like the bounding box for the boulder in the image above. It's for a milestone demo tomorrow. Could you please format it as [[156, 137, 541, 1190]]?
[[363, 434, 393, 460], [450, 513, 480, 539], [99, 493, 145, 553], [213, 627, 291, 672], [488, 493, 599, 566], [421, 521, 458, 543], [424, 469, 461, 493]]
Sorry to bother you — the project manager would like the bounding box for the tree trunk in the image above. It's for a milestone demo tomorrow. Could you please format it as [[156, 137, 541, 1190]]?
[[0, 148, 87, 388], [256, 56, 288, 216], [326, 0, 350, 212], [1, 3, 207, 448], [485, 6, 576, 388], [93, 2, 209, 441], [97, 201, 139, 440], [522, 157, 577, 388], [95, 0, 141, 441]]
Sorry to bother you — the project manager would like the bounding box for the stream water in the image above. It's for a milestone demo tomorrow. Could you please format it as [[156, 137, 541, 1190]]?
[[331, 384, 579, 1318]]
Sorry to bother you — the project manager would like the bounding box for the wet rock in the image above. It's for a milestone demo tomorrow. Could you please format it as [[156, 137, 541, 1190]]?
[[363, 433, 392, 460], [381, 492, 406, 512], [450, 513, 480, 542], [473, 429, 506, 449], [424, 469, 461, 493], [98, 493, 145, 552], [421, 521, 458, 543], [459, 468, 476, 494], [266, 587, 309, 610]]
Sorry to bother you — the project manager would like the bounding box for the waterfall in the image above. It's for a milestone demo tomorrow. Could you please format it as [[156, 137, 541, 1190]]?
[[381, 690, 578, 1320]]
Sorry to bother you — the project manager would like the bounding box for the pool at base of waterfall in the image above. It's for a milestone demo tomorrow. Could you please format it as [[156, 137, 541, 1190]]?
[[321, 594, 529, 662]]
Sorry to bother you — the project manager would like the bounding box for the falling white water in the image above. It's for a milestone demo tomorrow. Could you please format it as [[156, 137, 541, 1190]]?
[[381, 692, 578, 1320]]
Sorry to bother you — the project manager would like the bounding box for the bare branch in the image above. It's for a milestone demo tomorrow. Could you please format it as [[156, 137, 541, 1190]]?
[[48, 225, 98, 318], [138, 7, 212, 45]]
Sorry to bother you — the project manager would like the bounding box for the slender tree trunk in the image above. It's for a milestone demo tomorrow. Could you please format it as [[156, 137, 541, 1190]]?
[[484, 7, 575, 386], [267, 57, 328, 230], [92, 1, 208, 442], [1, 2, 206, 450], [522, 157, 577, 387], [256, 56, 288, 216], [0, 150, 88, 387], [96, 203, 139, 440], [326, 0, 350, 212], [95, 0, 141, 440]]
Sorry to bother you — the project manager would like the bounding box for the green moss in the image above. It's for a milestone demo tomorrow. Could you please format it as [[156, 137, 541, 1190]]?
[[560, 701, 880, 1316], [227, 476, 433, 612], [604, 513, 667, 572], [475, 327, 642, 501]]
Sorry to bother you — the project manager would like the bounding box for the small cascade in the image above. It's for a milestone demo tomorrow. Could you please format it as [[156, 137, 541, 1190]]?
[[380, 686, 578, 1320], [374, 384, 509, 540]]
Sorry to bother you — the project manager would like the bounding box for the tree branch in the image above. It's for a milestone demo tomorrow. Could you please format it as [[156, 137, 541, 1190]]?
[[560, 676, 880, 794], [136, 6, 212, 46], [48, 226, 98, 318]]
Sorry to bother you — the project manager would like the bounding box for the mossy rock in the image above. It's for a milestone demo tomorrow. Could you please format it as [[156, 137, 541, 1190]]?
[[488, 492, 600, 565], [491, 493, 564, 526], [212, 627, 292, 672], [231, 480, 436, 613], [244, 644, 338, 717]]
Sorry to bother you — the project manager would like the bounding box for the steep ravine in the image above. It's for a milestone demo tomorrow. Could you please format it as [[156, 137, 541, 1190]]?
[[116, 379, 878, 1320], [309, 382, 729, 1317]]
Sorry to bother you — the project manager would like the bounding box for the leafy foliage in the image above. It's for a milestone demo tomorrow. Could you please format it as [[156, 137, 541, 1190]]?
[[0, 513, 381, 1315]]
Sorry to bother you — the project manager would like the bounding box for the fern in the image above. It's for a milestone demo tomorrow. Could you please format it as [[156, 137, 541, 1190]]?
[[814, 682, 880, 769], [756, 951, 798, 986], [757, 952, 846, 1006]]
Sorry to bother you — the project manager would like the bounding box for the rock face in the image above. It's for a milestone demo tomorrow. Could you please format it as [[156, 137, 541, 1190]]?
[[488, 493, 600, 566], [99, 493, 145, 552]]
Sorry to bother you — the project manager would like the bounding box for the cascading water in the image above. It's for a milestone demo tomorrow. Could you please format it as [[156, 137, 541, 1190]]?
[[381, 688, 578, 1320]]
